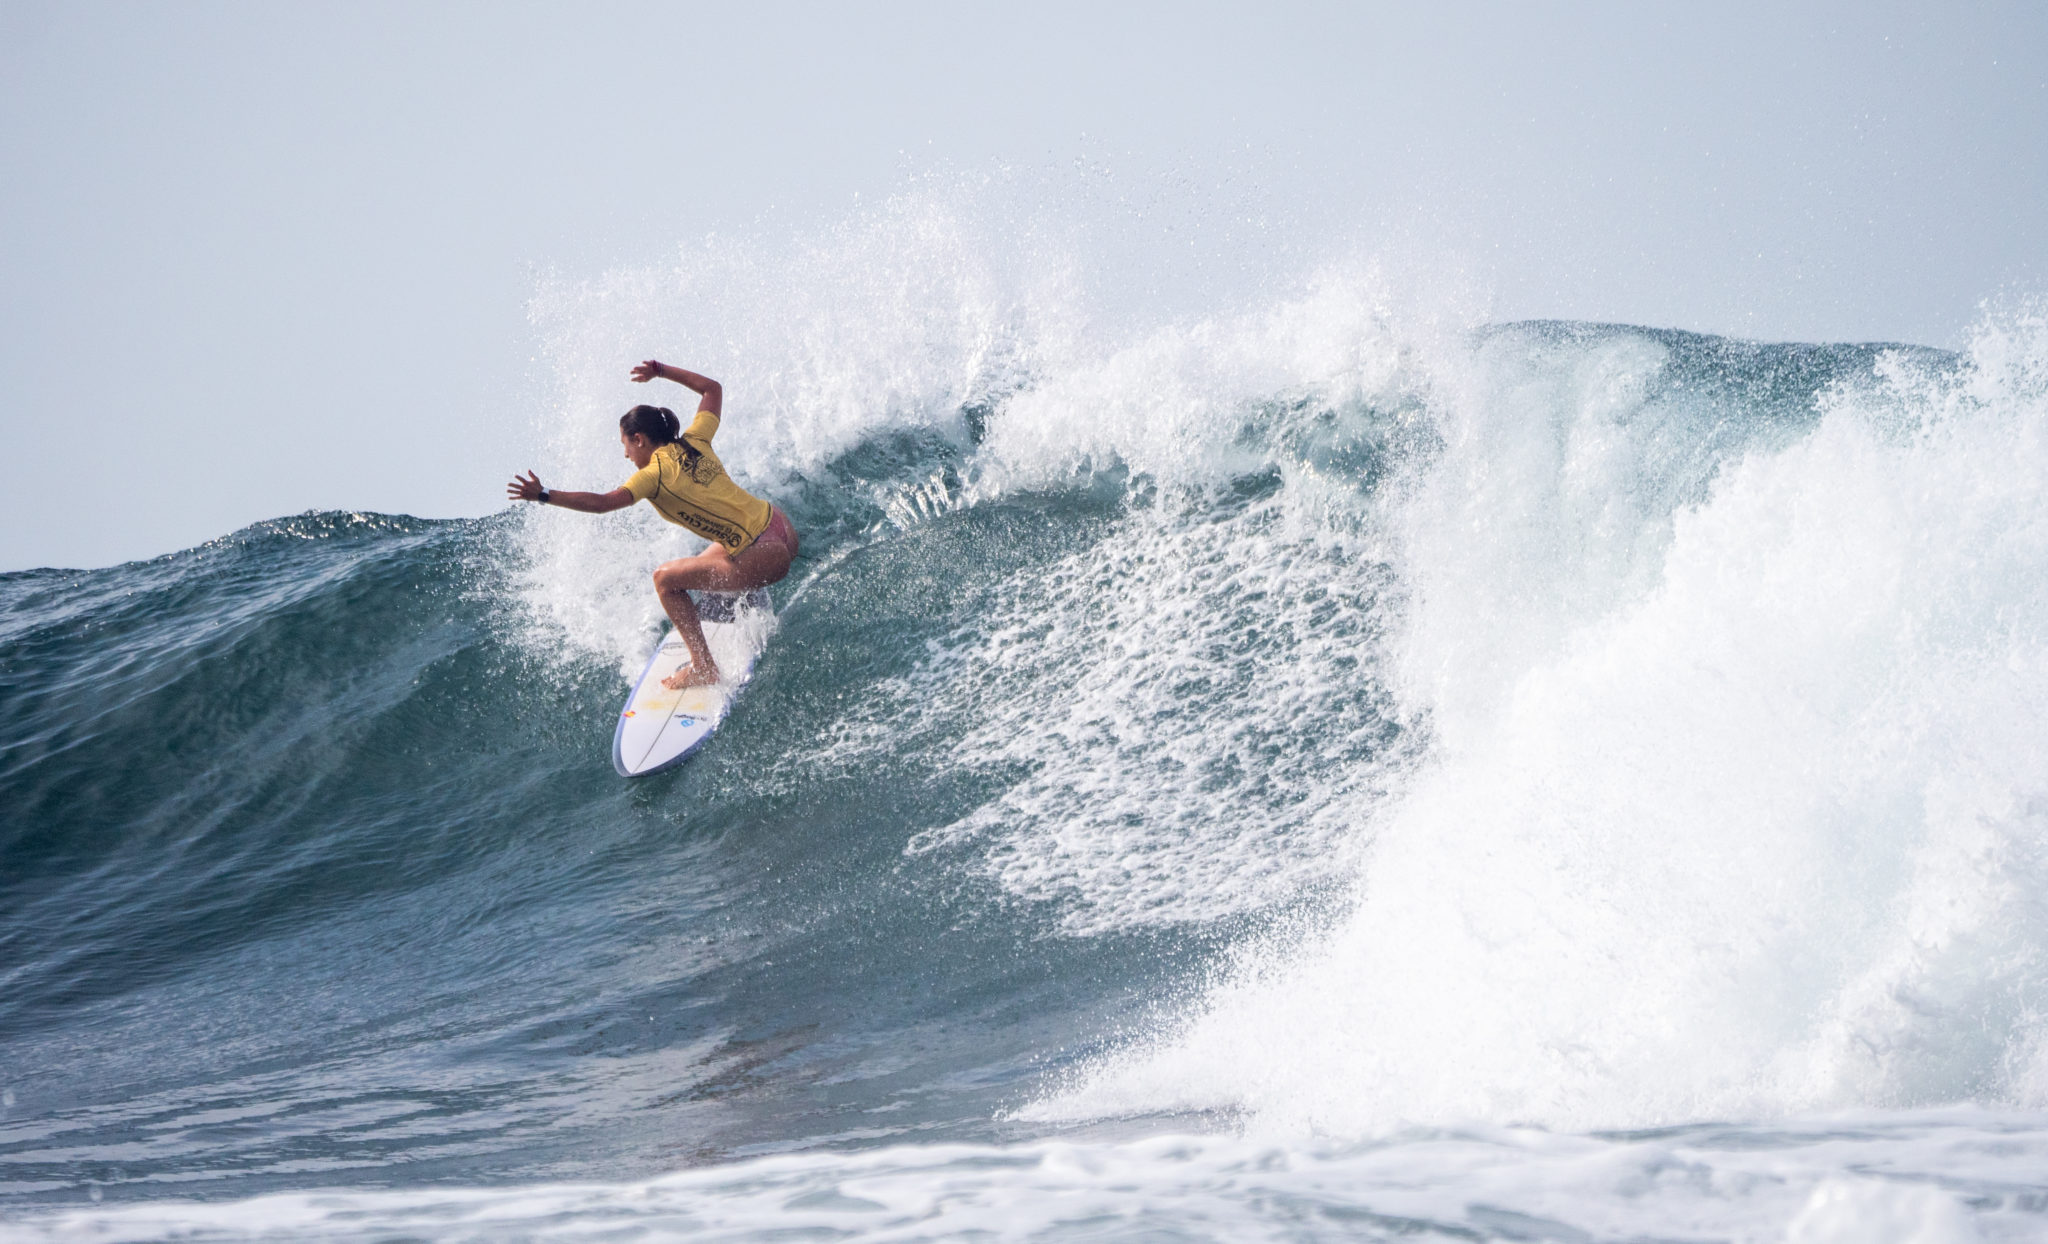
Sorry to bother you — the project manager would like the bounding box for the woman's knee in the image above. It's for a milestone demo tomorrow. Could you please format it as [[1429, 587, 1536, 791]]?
[[652, 562, 696, 594]]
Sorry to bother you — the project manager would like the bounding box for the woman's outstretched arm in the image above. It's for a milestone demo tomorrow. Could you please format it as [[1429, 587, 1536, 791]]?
[[506, 470, 634, 513], [629, 359, 722, 416]]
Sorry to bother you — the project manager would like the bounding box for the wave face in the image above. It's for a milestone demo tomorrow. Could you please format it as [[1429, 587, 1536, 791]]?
[[5, 202, 2048, 1234]]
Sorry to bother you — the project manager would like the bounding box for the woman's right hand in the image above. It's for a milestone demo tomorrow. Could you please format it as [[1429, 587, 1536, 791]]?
[[507, 470, 545, 502], [630, 359, 664, 383]]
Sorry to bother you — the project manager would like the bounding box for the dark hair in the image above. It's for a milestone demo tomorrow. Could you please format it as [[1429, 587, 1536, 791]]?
[[614, 405, 704, 479], [620, 405, 682, 445]]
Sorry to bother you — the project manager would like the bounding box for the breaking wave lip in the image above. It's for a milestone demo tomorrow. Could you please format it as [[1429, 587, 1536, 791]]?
[[1030, 308, 2048, 1137]]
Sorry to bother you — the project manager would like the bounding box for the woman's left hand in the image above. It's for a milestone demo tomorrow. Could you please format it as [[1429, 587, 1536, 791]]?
[[629, 359, 663, 383], [507, 470, 545, 502]]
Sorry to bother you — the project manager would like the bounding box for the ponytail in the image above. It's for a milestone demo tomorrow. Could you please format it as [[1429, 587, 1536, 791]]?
[[620, 405, 681, 445]]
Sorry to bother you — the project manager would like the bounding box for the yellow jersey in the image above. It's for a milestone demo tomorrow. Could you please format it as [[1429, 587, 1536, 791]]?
[[621, 411, 774, 551]]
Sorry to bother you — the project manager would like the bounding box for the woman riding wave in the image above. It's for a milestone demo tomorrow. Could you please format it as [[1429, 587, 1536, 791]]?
[[506, 360, 799, 690]]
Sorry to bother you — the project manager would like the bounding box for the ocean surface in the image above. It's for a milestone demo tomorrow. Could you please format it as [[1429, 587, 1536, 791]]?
[[6, 228, 2048, 1240]]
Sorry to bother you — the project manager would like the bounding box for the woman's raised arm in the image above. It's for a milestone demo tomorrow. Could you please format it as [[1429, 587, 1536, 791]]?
[[629, 359, 722, 416], [506, 471, 634, 513]]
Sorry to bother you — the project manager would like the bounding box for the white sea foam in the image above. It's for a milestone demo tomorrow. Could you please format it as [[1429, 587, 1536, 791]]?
[[14, 1110, 2037, 1242], [803, 263, 1472, 929], [892, 508, 1408, 932], [1039, 308, 2048, 1133]]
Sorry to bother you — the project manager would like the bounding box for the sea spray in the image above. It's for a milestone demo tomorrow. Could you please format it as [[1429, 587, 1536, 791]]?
[[1039, 310, 2048, 1134], [513, 192, 1081, 678]]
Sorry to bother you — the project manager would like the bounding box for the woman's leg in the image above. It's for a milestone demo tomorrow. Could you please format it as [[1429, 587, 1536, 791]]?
[[650, 519, 797, 688]]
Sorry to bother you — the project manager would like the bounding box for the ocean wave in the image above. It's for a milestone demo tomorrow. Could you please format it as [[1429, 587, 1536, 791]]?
[[6, 188, 2047, 1215]]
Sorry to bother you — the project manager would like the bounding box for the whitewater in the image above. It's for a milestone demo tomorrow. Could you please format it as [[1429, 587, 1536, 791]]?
[[5, 195, 2048, 1241]]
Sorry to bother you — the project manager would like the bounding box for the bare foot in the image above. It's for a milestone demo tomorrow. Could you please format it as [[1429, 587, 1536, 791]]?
[[660, 663, 720, 691]]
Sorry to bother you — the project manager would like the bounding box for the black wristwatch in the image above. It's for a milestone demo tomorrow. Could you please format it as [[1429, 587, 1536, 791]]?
[[536, 488, 551, 505]]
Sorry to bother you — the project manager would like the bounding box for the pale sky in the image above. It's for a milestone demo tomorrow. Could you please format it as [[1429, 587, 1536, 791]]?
[[3, 0, 2044, 571]]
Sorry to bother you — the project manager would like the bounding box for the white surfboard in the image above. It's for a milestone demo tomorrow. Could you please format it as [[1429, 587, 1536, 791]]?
[[612, 589, 772, 777]]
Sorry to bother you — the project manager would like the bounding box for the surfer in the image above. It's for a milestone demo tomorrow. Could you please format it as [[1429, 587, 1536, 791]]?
[[506, 360, 799, 690]]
